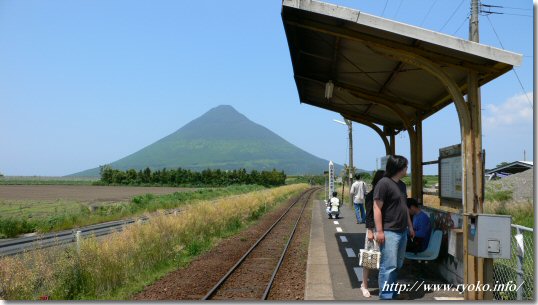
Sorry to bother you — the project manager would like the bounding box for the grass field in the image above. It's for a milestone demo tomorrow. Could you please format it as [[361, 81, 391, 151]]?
[[0, 176, 97, 185], [0, 184, 310, 300], [0, 185, 265, 238]]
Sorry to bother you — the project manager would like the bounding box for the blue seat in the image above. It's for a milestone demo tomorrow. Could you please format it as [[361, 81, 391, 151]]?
[[405, 230, 443, 261]]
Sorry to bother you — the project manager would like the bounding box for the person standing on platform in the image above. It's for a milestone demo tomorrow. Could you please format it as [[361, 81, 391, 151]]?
[[360, 169, 385, 298], [350, 173, 367, 224], [373, 155, 414, 300]]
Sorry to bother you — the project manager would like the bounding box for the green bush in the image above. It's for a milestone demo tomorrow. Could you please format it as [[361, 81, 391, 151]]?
[[0, 218, 37, 238], [98, 166, 286, 187], [485, 189, 513, 202]]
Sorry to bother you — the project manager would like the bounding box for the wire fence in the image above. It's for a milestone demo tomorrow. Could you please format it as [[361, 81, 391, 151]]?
[[493, 224, 534, 300]]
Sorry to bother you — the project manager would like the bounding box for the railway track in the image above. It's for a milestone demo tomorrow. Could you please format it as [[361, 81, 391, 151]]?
[[202, 187, 319, 300], [0, 209, 181, 257]]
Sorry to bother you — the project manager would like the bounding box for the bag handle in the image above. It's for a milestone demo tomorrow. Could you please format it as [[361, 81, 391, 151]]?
[[366, 237, 380, 251]]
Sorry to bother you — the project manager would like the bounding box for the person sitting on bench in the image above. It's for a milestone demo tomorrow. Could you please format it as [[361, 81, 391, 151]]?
[[406, 198, 431, 254]]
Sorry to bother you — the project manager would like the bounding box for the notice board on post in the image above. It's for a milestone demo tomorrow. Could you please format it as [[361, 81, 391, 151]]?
[[439, 144, 463, 209]]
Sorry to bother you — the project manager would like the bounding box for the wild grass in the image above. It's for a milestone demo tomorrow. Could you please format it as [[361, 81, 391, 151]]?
[[484, 200, 534, 228], [0, 185, 264, 238], [0, 183, 309, 300]]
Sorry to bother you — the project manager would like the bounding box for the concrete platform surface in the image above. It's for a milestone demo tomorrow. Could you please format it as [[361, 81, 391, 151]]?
[[305, 199, 464, 301]]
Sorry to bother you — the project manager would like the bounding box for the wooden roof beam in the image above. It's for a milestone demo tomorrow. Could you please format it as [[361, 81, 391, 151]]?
[[295, 74, 429, 112], [284, 18, 502, 76]]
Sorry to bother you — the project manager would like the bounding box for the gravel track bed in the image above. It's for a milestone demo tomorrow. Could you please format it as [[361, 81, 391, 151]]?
[[133, 188, 316, 300], [208, 190, 312, 300], [267, 189, 313, 300]]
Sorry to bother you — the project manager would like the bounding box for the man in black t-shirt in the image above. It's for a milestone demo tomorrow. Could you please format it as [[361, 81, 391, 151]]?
[[373, 155, 415, 300]]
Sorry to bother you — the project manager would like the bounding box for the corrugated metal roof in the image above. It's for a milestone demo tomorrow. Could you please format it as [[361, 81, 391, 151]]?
[[486, 161, 533, 175]]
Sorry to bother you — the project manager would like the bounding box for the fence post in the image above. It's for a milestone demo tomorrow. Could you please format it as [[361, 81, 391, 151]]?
[[515, 227, 524, 301], [75, 230, 82, 254]]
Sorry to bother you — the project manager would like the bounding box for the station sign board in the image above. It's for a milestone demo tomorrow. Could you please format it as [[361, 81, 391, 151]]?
[[329, 161, 335, 196], [439, 144, 462, 208]]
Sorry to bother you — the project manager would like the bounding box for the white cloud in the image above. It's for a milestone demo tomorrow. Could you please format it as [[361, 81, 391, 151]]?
[[484, 92, 533, 129]]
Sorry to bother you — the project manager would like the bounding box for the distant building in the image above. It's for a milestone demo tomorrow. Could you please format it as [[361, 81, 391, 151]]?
[[485, 161, 533, 180]]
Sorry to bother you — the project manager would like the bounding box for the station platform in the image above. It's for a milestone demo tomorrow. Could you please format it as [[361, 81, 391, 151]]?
[[305, 200, 464, 301]]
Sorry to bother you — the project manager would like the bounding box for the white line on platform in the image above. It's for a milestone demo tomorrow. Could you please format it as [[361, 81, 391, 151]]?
[[345, 247, 356, 258], [333, 221, 339, 225], [340, 236, 348, 243], [353, 267, 363, 282], [336, 227, 343, 232]]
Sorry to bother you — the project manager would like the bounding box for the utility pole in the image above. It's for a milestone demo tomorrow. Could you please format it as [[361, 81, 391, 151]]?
[[345, 118, 354, 191], [335, 117, 355, 205], [345, 118, 354, 207], [470, 0, 479, 42]]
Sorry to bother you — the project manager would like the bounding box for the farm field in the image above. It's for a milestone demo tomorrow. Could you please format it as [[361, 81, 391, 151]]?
[[0, 185, 193, 202], [0, 176, 97, 186], [0, 184, 264, 237], [0, 184, 309, 300]]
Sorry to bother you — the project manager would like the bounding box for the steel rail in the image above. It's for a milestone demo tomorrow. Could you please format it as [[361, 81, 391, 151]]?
[[202, 187, 319, 300], [0, 209, 180, 256], [262, 187, 316, 299]]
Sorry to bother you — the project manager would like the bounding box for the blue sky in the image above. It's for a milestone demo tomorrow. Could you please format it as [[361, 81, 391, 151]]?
[[0, 0, 533, 176]]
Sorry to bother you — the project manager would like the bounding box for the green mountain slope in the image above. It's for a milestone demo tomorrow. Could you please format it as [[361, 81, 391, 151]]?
[[71, 105, 344, 177]]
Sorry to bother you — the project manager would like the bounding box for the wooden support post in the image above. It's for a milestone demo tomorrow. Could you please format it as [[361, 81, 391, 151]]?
[[463, 126, 477, 300], [467, 66, 488, 300], [389, 133, 396, 155], [414, 115, 424, 204], [467, 0, 489, 298], [408, 126, 419, 199]]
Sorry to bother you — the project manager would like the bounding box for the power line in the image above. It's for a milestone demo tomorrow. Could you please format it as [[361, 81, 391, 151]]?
[[393, 0, 404, 18], [420, 0, 439, 26], [480, 3, 533, 17], [452, 14, 470, 36], [439, 0, 466, 32], [381, 0, 389, 17], [485, 15, 533, 109], [502, 6, 532, 11], [485, 4, 532, 11], [500, 12, 532, 18]]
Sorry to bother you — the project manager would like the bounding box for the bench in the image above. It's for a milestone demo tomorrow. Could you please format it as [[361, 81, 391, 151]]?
[[405, 230, 443, 261]]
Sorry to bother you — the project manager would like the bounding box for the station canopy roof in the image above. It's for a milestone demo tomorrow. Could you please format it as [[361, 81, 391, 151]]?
[[281, 0, 522, 131]]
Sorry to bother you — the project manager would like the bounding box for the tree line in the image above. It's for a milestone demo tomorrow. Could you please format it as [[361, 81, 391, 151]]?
[[98, 166, 287, 187]]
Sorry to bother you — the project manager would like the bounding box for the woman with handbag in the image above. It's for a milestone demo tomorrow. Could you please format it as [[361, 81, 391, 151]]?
[[373, 155, 415, 300], [359, 170, 385, 298]]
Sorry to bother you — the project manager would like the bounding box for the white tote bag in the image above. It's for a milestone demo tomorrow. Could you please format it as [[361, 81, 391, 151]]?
[[358, 239, 381, 270]]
